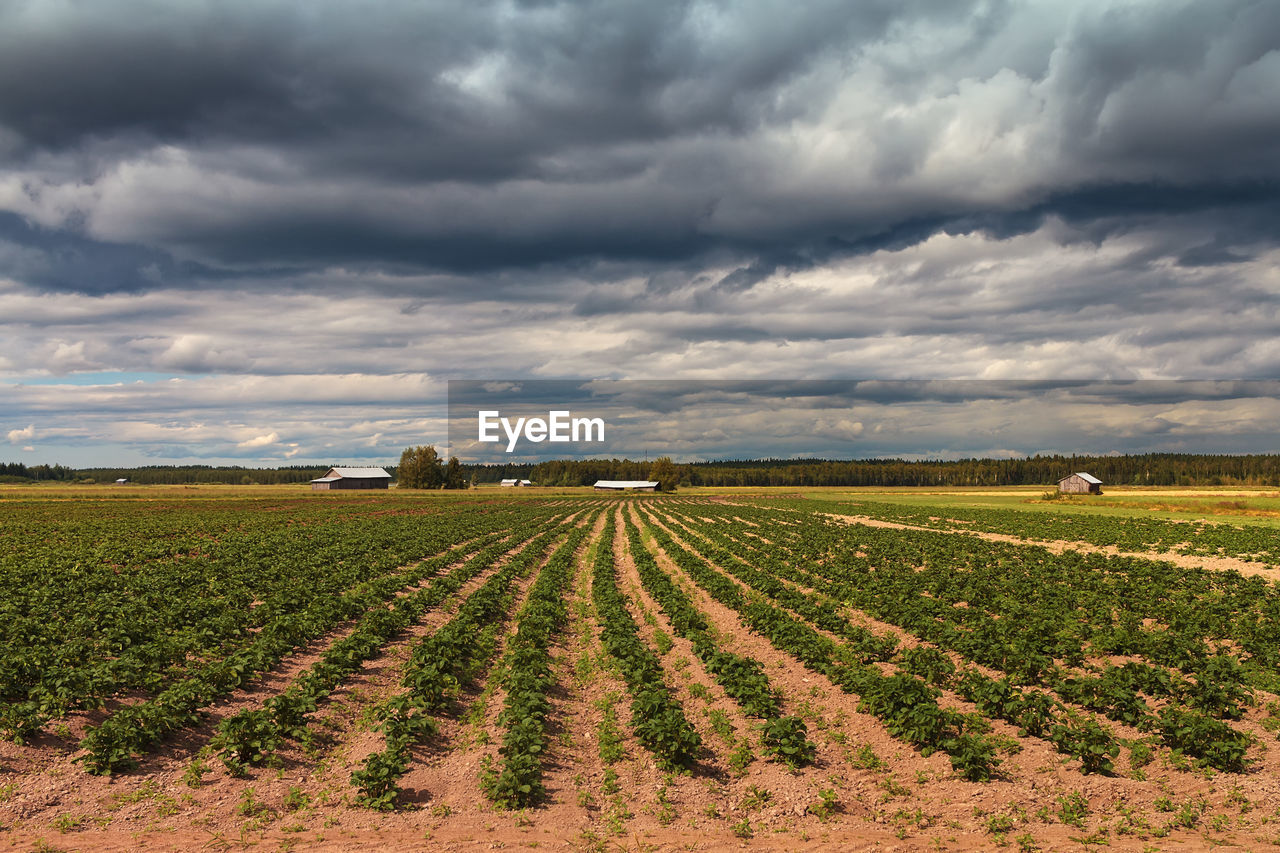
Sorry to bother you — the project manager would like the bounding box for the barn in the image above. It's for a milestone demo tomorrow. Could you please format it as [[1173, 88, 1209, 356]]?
[[499, 479, 533, 487], [593, 480, 659, 492], [311, 467, 392, 491], [1057, 472, 1103, 495]]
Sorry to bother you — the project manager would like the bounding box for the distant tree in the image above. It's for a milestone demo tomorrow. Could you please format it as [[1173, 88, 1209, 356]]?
[[420, 446, 445, 489], [649, 456, 681, 492], [444, 456, 467, 490], [398, 445, 446, 489], [397, 447, 421, 488]]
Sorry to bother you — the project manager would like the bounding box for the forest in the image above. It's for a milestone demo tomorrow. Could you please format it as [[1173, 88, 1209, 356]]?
[[5, 452, 1280, 487], [509, 453, 1280, 488]]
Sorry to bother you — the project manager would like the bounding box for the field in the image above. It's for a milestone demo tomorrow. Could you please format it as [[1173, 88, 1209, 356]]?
[[4, 487, 1280, 851]]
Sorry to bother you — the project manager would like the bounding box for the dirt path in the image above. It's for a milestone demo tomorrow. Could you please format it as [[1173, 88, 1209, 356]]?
[[824, 513, 1280, 581]]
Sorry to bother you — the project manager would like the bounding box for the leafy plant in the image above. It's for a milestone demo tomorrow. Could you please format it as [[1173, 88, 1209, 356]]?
[[1049, 713, 1119, 775], [210, 710, 282, 776], [760, 715, 816, 769]]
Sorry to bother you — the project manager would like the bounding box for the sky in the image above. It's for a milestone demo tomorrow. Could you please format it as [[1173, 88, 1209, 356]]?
[[447, 380, 1280, 463], [1, 0, 1278, 466]]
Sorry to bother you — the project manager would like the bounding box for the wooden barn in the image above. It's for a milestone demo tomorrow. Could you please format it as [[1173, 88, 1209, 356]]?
[[593, 480, 658, 492], [499, 479, 533, 487], [1057, 472, 1103, 494], [311, 467, 392, 491]]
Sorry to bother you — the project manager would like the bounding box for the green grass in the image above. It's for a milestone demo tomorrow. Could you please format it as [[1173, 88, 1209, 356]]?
[[795, 485, 1280, 528]]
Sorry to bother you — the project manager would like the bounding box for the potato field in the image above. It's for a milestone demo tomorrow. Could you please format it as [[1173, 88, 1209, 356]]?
[[4, 490, 1280, 851]]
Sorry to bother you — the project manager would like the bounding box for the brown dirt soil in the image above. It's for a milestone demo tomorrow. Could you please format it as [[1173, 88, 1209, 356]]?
[[3, 501, 1279, 852], [313, 520, 572, 814]]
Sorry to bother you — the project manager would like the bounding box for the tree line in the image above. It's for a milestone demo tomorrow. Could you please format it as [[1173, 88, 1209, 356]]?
[[0, 463, 330, 485], [7, 452, 1280, 488], [487, 453, 1280, 488]]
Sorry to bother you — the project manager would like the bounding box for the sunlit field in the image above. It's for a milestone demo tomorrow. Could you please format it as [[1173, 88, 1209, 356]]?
[[3, 485, 1280, 850]]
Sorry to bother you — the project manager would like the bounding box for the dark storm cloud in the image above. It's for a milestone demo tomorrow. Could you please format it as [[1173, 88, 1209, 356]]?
[[1041, 0, 1280, 174], [0, 0, 1275, 286], [0, 0, 920, 178], [0, 212, 234, 295]]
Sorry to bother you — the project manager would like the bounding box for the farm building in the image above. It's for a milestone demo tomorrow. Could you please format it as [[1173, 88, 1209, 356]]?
[[310, 467, 392, 491], [114, 478, 128, 485], [1057, 472, 1103, 494], [499, 479, 533, 487], [593, 480, 659, 492]]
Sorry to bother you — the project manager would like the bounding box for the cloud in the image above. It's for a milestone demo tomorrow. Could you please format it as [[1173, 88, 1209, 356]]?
[[7, 424, 34, 443], [0, 2, 1277, 465], [236, 431, 280, 449], [814, 418, 865, 441], [154, 334, 252, 373], [449, 379, 1280, 463], [47, 339, 101, 374], [0, 0, 1274, 285]]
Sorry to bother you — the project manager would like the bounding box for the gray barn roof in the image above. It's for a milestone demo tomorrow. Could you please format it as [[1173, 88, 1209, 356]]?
[[311, 466, 391, 483], [330, 467, 390, 477], [1059, 472, 1102, 484], [593, 480, 659, 489]]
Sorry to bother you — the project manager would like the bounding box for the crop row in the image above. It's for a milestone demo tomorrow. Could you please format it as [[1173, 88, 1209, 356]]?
[[209, 519, 573, 780], [711, 502, 1280, 694], [634, 507, 1000, 780], [654, 508, 1129, 772], [590, 512, 702, 770], [622, 510, 816, 767], [481, 511, 599, 807], [77, 514, 566, 774], [662, 505, 1257, 773], [0, 499, 557, 741], [351, 518, 586, 809], [688, 506, 1261, 736]]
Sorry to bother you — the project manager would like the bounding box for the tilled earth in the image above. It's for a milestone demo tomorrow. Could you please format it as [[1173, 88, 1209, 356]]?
[[3, 501, 1279, 852]]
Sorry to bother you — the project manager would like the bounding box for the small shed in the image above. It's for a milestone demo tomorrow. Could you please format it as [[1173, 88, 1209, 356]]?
[[114, 478, 129, 485], [593, 480, 659, 492], [311, 467, 392, 491], [499, 479, 533, 487], [1057, 472, 1102, 495]]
